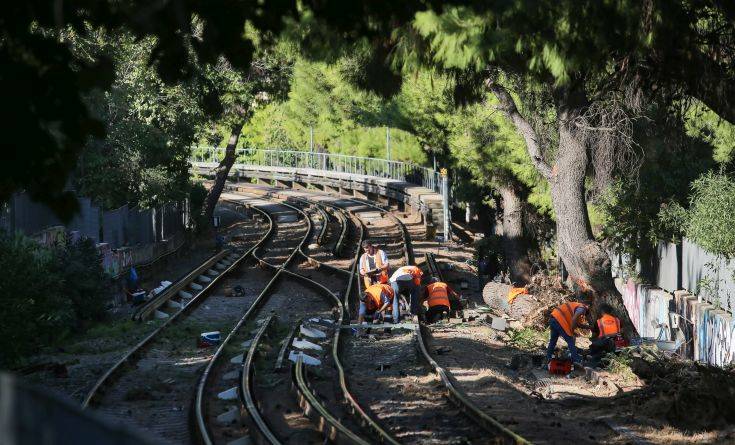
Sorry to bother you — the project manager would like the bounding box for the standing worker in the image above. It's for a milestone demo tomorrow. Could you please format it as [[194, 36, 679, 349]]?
[[358, 283, 399, 324], [545, 301, 590, 368], [423, 277, 462, 323], [389, 265, 423, 320], [359, 241, 390, 289]]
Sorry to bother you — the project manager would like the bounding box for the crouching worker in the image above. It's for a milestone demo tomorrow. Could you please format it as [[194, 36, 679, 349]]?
[[358, 283, 400, 324], [390, 265, 423, 319], [588, 304, 622, 363], [546, 301, 590, 367], [423, 277, 462, 323]]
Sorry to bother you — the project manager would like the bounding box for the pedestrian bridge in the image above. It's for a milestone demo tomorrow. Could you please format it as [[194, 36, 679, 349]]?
[[190, 148, 449, 236]]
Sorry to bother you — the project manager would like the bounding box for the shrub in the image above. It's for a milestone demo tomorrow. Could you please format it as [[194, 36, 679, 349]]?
[[0, 233, 111, 367], [686, 172, 735, 258]]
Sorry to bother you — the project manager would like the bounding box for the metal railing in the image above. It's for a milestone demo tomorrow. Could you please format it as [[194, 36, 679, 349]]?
[[190, 147, 442, 193]]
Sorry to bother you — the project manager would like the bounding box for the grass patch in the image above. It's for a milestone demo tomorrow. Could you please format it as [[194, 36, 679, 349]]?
[[507, 327, 549, 352], [602, 349, 636, 382], [61, 319, 161, 354]]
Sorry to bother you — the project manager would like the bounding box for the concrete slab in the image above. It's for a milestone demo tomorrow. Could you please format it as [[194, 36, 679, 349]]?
[[293, 338, 323, 352], [216, 407, 240, 425], [217, 387, 238, 400], [300, 325, 327, 339], [190, 282, 203, 291], [288, 351, 321, 366], [154, 310, 169, 319]]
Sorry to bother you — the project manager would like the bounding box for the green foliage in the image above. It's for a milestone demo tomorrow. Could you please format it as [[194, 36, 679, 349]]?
[[602, 349, 636, 382], [75, 32, 205, 209], [595, 109, 715, 258], [447, 93, 550, 215], [685, 172, 735, 258], [684, 101, 735, 165], [3, 1, 295, 220], [0, 233, 111, 367], [230, 58, 427, 164]]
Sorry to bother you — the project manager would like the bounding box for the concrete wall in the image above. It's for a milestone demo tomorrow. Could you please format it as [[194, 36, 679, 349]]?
[[618, 279, 673, 341], [617, 278, 735, 367]]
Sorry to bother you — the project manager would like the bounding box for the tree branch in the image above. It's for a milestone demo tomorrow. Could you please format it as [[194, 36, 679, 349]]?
[[487, 81, 554, 180]]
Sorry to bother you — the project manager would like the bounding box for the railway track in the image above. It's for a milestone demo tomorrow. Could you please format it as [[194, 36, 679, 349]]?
[[324, 193, 531, 444], [195, 197, 373, 444], [84, 182, 530, 444], [221, 184, 532, 444], [81, 201, 273, 444]]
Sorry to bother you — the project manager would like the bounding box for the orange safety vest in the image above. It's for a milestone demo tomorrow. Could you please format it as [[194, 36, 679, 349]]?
[[551, 302, 587, 337], [597, 314, 621, 338], [426, 282, 450, 308], [361, 250, 389, 283], [364, 284, 394, 312]]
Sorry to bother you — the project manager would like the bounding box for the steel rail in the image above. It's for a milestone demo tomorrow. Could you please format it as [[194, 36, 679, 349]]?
[[415, 324, 531, 444], [289, 196, 350, 260], [194, 201, 309, 445], [349, 195, 531, 444], [345, 197, 413, 265], [82, 205, 271, 410], [241, 315, 279, 444], [292, 355, 371, 445], [217, 185, 532, 444], [131, 249, 231, 321], [419, 256, 531, 444], [236, 198, 370, 445], [226, 189, 399, 444]]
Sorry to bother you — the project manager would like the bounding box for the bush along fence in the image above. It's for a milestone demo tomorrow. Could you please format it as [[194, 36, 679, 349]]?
[[0, 192, 188, 278], [611, 238, 735, 367]]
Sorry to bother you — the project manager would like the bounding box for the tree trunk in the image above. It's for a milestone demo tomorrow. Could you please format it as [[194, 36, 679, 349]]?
[[550, 112, 638, 339], [497, 182, 532, 285], [489, 81, 639, 339], [203, 123, 243, 224]]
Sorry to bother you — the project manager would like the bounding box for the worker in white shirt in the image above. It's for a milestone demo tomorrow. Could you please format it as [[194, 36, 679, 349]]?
[[359, 240, 390, 289], [389, 265, 423, 320]]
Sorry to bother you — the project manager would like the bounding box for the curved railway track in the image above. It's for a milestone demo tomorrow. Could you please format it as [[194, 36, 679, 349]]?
[[220, 184, 532, 444], [195, 197, 370, 444], [80, 184, 530, 444]]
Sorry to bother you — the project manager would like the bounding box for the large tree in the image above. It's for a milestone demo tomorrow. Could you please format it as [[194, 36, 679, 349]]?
[[202, 42, 294, 224], [295, 0, 735, 338]]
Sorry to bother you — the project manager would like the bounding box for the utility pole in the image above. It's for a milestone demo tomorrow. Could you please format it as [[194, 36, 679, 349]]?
[[441, 168, 450, 243], [309, 126, 314, 168], [386, 127, 391, 160]]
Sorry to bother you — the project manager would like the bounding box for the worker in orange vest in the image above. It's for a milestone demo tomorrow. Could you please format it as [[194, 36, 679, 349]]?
[[588, 304, 622, 359], [390, 265, 423, 319], [359, 241, 390, 289], [358, 283, 399, 324], [422, 277, 462, 323], [545, 301, 590, 367]]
